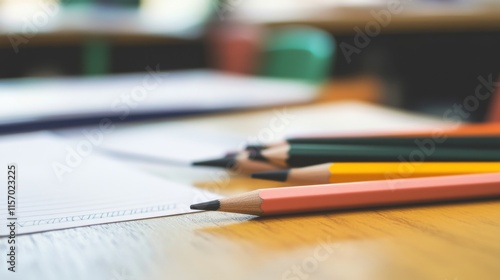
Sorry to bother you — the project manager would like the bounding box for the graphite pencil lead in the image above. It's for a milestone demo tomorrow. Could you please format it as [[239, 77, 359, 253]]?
[[251, 170, 290, 182], [190, 200, 221, 211], [248, 149, 268, 162], [191, 157, 236, 169], [245, 144, 267, 150]]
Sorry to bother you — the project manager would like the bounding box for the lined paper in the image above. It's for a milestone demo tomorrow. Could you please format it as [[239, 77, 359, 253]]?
[[0, 132, 219, 236]]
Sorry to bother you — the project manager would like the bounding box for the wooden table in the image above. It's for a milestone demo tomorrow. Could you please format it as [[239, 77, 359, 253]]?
[[1, 101, 499, 280], [0, 7, 203, 48], [232, 1, 500, 34]]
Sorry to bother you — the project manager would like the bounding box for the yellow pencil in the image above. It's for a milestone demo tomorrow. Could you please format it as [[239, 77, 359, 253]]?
[[251, 162, 500, 184]]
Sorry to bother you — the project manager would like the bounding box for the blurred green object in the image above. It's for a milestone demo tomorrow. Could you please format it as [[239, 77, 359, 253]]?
[[82, 40, 111, 76], [118, 0, 140, 7], [259, 27, 335, 84], [60, 0, 140, 76], [61, 0, 139, 7], [60, 0, 94, 7]]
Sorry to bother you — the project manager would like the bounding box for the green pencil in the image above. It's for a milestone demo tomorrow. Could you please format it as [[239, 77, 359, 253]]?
[[251, 144, 500, 167], [247, 136, 500, 150]]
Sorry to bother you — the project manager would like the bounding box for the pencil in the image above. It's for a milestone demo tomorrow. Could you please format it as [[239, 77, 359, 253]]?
[[251, 162, 500, 184], [274, 136, 500, 148], [252, 144, 500, 167], [190, 172, 500, 216], [192, 151, 281, 174], [246, 123, 500, 150]]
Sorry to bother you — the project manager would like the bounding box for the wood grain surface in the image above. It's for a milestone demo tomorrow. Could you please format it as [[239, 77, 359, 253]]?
[[233, 3, 500, 34], [2, 172, 499, 280]]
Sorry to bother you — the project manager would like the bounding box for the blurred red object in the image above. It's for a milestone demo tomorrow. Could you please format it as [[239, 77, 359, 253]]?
[[487, 75, 500, 122], [208, 22, 262, 75]]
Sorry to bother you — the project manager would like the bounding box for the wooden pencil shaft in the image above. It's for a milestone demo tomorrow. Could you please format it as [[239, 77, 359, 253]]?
[[234, 154, 281, 173], [284, 144, 500, 167], [287, 136, 500, 149], [249, 124, 500, 150], [287, 123, 500, 139], [328, 162, 500, 173], [254, 173, 500, 215], [281, 162, 500, 184]]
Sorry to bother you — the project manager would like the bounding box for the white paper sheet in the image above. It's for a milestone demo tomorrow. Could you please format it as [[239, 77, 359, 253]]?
[[0, 132, 219, 236], [0, 70, 317, 127], [53, 122, 246, 165], [55, 101, 452, 165]]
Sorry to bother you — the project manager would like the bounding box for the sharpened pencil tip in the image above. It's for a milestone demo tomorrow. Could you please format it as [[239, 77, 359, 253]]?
[[190, 200, 221, 211], [248, 149, 268, 162], [251, 170, 290, 182], [192, 157, 236, 169], [245, 144, 267, 150]]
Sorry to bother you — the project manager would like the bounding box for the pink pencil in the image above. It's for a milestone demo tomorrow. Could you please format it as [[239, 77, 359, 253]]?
[[191, 173, 500, 216]]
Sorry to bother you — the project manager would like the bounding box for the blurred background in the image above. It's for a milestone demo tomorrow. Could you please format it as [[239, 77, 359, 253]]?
[[1, 0, 500, 122]]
